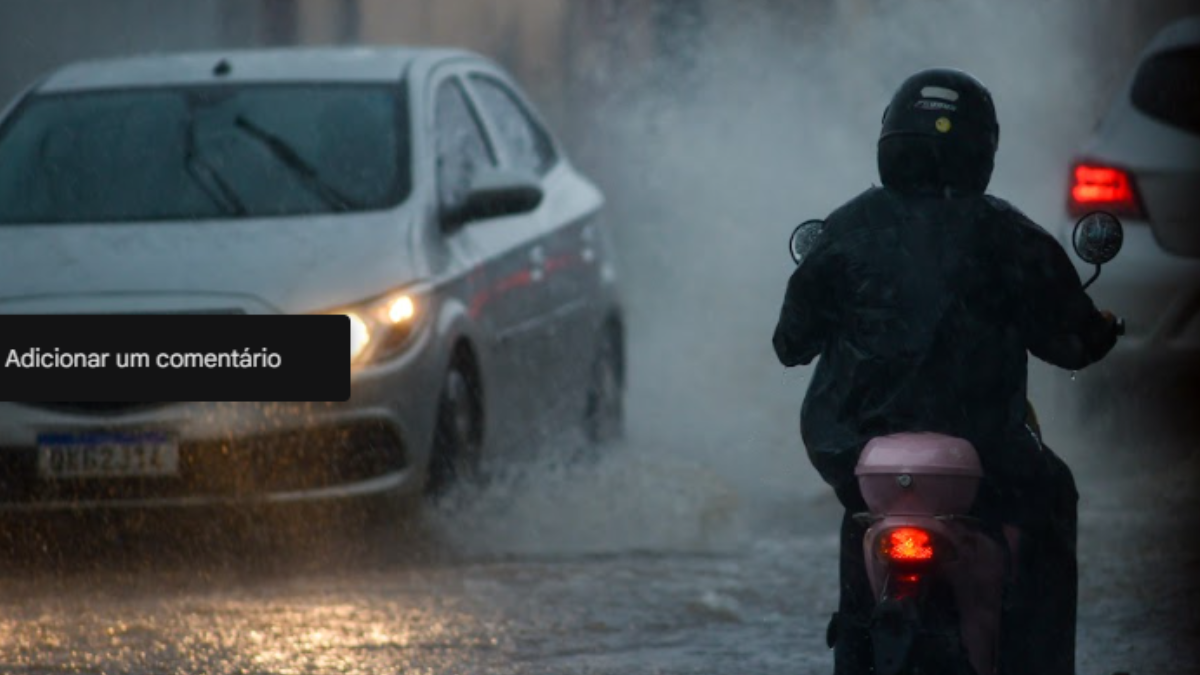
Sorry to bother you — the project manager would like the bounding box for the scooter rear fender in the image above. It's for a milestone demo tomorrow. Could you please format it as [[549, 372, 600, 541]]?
[[864, 515, 1007, 675]]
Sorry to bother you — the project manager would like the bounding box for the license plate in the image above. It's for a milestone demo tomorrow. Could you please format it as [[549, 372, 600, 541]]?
[[36, 433, 179, 479]]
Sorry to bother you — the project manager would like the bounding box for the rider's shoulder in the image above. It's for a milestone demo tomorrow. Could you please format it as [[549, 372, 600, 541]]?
[[981, 194, 1051, 235], [982, 194, 1026, 217], [826, 186, 883, 225]]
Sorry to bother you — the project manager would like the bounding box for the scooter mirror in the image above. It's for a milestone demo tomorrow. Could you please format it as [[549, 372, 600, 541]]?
[[790, 219, 826, 265], [1072, 211, 1124, 266]]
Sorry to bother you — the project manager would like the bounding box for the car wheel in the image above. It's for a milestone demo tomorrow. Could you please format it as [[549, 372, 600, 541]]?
[[425, 354, 484, 499], [584, 325, 624, 446]]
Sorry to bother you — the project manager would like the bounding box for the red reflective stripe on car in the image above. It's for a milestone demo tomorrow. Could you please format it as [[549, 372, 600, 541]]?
[[544, 253, 579, 273]]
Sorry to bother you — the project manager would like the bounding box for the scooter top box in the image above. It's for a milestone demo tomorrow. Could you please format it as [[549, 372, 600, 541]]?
[[855, 433, 982, 515]]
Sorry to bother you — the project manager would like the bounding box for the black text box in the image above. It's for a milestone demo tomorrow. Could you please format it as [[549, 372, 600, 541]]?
[[0, 315, 348, 402]]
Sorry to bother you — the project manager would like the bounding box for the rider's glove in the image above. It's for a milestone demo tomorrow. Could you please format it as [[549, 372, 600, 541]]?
[[1101, 310, 1126, 337]]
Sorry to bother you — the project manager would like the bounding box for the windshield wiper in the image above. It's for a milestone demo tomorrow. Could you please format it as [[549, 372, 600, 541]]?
[[233, 115, 357, 212], [183, 114, 247, 216]]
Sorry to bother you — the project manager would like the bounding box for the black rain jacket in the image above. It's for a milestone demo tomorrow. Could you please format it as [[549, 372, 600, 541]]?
[[772, 186, 1117, 513]]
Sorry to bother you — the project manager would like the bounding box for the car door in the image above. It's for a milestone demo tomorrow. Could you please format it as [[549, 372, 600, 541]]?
[[431, 70, 555, 438], [462, 71, 601, 414]]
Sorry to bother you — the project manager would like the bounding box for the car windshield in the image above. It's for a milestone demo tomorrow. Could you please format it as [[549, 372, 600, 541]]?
[[0, 83, 410, 224]]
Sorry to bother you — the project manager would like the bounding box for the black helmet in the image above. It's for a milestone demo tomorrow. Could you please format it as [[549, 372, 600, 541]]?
[[877, 68, 1000, 194]]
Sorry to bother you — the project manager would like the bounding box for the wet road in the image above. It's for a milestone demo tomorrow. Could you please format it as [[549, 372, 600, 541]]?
[[1, 392, 1196, 675]]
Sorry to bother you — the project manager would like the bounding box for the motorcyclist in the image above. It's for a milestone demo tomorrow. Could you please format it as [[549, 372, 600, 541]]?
[[772, 68, 1121, 674]]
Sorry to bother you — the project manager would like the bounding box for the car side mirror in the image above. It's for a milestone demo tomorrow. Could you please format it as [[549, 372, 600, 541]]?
[[789, 219, 826, 265], [443, 168, 543, 228], [1072, 210, 1123, 289]]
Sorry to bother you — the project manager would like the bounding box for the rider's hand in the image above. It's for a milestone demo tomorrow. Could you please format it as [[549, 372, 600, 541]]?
[[1100, 309, 1125, 337]]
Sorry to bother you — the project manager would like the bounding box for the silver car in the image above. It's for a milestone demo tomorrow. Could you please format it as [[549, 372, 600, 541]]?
[[1057, 16, 1200, 406], [0, 47, 625, 513]]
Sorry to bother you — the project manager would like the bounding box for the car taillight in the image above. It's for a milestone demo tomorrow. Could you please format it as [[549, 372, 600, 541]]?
[[881, 527, 935, 562], [1068, 162, 1143, 218]]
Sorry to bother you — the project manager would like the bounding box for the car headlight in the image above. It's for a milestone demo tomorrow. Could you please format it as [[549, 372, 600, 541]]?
[[324, 285, 430, 367]]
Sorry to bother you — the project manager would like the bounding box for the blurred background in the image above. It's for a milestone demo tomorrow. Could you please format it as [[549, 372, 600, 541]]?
[[1, 1, 1198, 672], [2, 0, 1197, 606]]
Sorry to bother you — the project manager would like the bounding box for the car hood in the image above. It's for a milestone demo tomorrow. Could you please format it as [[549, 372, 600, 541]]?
[[0, 209, 422, 314]]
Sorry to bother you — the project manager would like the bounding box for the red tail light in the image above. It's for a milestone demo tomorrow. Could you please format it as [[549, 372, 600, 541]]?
[[881, 527, 935, 562], [1068, 162, 1143, 218]]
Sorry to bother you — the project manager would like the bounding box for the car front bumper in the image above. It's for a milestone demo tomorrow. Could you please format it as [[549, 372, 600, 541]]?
[[0, 337, 443, 513]]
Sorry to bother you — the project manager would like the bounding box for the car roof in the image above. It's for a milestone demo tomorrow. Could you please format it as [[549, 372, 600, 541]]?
[[34, 46, 478, 93]]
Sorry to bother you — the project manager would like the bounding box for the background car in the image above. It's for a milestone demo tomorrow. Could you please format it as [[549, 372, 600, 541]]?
[[0, 46, 625, 519], [1057, 15, 1200, 417]]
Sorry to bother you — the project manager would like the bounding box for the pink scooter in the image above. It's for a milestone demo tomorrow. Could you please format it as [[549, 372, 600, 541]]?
[[788, 210, 1125, 674], [855, 432, 1010, 674]]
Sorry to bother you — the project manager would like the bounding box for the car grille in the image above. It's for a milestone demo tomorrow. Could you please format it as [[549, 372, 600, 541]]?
[[0, 421, 407, 505]]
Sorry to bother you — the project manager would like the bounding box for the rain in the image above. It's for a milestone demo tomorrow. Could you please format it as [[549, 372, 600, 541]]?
[[0, 0, 1198, 673]]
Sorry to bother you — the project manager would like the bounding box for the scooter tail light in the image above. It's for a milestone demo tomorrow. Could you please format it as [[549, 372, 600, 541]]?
[[881, 527, 935, 562]]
